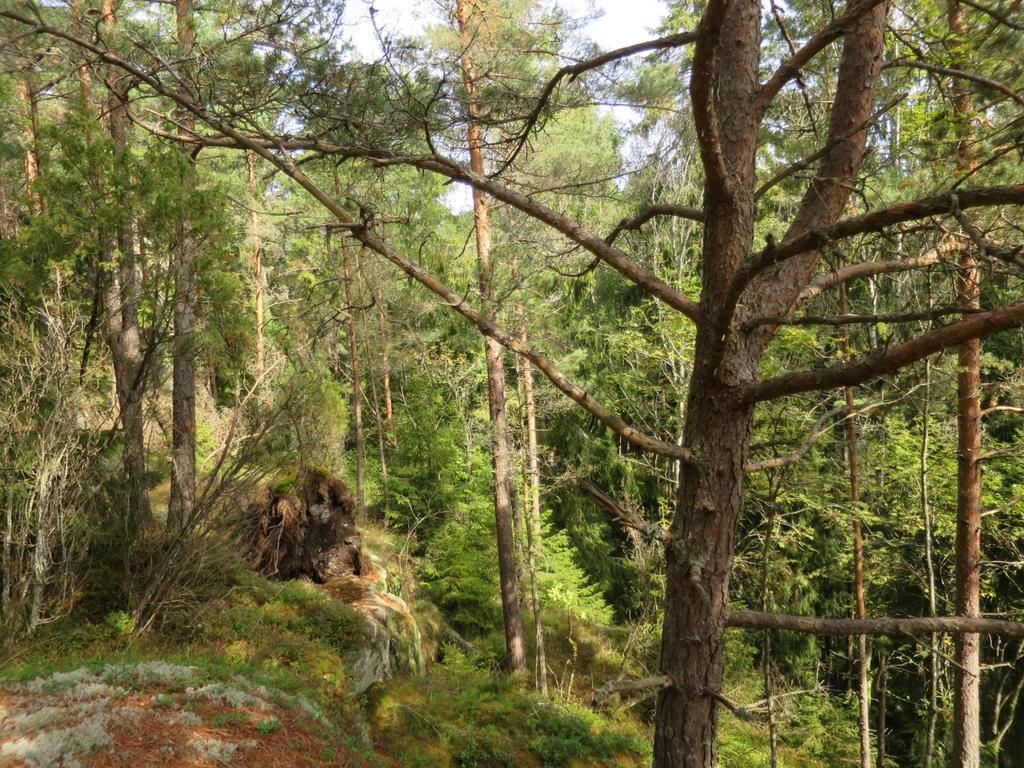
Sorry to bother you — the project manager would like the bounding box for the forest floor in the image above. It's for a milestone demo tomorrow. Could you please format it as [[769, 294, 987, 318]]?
[[0, 522, 650, 768], [0, 662, 355, 767], [0, 518, 854, 767]]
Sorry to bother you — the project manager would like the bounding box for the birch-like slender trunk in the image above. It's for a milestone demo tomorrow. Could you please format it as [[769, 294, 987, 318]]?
[[518, 318, 548, 696], [760, 502, 779, 768], [246, 153, 266, 378], [374, 284, 397, 448], [341, 236, 366, 518], [15, 76, 42, 215], [921, 358, 941, 767], [876, 651, 888, 768], [360, 292, 390, 496], [455, 0, 526, 675], [842, 286, 873, 768]]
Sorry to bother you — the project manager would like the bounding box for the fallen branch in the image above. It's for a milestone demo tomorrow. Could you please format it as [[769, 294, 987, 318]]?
[[578, 478, 669, 544], [592, 674, 669, 708], [726, 611, 1024, 638]]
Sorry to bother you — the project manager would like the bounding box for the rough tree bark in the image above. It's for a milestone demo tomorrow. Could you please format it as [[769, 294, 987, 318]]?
[[654, 2, 888, 764], [950, 3, 982, 766], [15, 75, 42, 215], [37, 4, 1024, 763], [168, 0, 197, 533], [455, 0, 527, 675], [98, 0, 152, 532]]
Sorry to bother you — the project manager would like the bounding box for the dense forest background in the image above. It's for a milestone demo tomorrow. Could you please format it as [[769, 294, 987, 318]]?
[[1, 0, 1023, 766]]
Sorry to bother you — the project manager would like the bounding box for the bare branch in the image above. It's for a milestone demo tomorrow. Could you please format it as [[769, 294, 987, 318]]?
[[0, 10, 697, 463], [578, 478, 669, 543], [132, 126, 705, 322], [982, 405, 1024, 416], [499, 30, 698, 174], [740, 301, 1024, 403], [746, 405, 847, 472], [757, 0, 890, 111], [950, 198, 1024, 271], [727, 611, 1024, 638], [888, 58, 1024, 107], [748, 305, 981, 329], [958, 0, 1024, 30], [735, 186, 1024, 292], [755, 93, 905, 199], [797, 240, 957, 304], [606, 203, 704, 245]]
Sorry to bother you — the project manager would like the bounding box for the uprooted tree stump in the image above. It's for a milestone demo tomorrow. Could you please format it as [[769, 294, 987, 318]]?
[[245, 466, 362, 582]]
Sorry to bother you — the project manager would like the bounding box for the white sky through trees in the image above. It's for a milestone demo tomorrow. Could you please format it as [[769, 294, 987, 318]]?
[[342, 0, 669, 210], [343, 0, 668, 61]]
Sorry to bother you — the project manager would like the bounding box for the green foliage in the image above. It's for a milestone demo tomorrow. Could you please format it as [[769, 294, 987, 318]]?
[[420, 495, 503, 638], [256, 716, 284, 735], [538, 521, 614, 626], [103, 611, 135, 638]]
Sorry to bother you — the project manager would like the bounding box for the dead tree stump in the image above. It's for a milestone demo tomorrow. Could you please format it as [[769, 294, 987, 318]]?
[[245, 466, 362, 582]]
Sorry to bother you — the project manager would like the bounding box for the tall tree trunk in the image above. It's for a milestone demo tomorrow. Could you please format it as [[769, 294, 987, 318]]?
[[950, 3, 982, 766], [519, 320, 548, 696], [876, 650, 888, 768], [169, 0, 198, 533], [455, 0, 526, 676], [15, 75, 42, 215], [374, 284, 397, 448], [360, 293, 390, 498], [654, 0, 887, 763], [760, 501, 779, 768], [341, 237, 366, 518], [246, 153, 266, 378], [842, 287, 873, 768], [99, 0, 152, 532], [921, 358, 941, 767]]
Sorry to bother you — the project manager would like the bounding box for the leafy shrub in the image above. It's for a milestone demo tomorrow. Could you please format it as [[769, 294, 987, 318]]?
[[303, 601, 363, 655]]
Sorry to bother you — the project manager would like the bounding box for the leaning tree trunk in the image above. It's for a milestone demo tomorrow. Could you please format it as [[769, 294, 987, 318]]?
[[168, 0, 198, 533], [455, 0, 526, 675], [949, 2, 982, 766]]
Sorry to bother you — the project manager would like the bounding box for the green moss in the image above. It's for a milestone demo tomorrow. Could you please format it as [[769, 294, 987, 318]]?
[[367, 654, 648, 768]]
